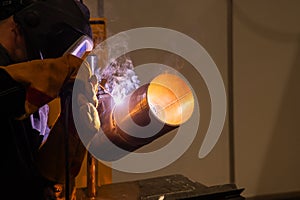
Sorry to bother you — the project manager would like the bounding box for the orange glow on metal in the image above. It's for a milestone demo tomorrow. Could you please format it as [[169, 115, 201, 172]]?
[[147, 74, 194, 126]]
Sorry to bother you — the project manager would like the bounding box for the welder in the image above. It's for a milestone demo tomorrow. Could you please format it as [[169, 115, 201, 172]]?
[[0, 0, 99, 199]]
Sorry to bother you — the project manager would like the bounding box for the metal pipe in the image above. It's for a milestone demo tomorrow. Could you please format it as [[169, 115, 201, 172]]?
[[92, 74, 194, 161]]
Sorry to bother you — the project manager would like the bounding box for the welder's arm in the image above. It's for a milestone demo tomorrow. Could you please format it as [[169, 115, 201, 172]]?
[[0, 54, 98, 120]]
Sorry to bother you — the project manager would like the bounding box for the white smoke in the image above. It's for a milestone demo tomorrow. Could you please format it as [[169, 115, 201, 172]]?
[[99, 56, 140, 104], [90, 32, 140, 104]]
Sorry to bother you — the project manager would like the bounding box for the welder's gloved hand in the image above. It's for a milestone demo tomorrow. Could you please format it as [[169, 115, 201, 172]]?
[[69, 59, 101, 134]]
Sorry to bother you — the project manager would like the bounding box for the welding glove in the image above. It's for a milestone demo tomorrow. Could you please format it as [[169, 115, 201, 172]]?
[[70, 60, 100, 135]]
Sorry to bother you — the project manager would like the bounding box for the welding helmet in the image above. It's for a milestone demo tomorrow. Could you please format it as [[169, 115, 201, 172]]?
[[12, 0, 93, 59]]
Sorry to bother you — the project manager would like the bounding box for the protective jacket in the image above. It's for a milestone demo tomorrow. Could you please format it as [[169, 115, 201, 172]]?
[[0, 44, 45, 199]]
